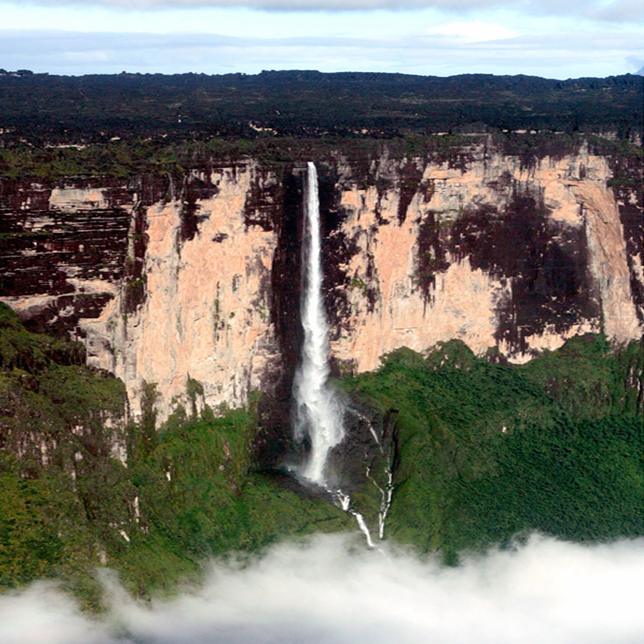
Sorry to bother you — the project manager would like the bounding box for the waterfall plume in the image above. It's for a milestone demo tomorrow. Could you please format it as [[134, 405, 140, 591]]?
[[292, 162, 344, 485]]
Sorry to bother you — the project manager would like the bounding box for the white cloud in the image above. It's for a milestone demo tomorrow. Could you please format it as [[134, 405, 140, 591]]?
[[1, 533, 643, 644], [426, 20, 518, 42], [6, 0, 500, 9], [11, 0, 644, 21], [0, 28, 641, 77], [590, 0, 644, 21]]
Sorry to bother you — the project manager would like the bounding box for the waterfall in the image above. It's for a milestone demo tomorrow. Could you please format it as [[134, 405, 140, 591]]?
[[292, 162, 344, 485], [292, 162, 386, 550]]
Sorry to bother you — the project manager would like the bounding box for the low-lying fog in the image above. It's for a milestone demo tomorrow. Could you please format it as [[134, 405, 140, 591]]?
[[2, 533, 643, 644]]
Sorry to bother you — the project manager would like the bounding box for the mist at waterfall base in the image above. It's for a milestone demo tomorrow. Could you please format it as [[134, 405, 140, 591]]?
[[3, 533, 644, 644]]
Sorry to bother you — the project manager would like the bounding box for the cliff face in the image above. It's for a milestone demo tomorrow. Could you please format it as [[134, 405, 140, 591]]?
[[1, 165, 290, 421], [327, 148, 641, 370], [82, 166, 284, 421], [1, 144, 642, 420]]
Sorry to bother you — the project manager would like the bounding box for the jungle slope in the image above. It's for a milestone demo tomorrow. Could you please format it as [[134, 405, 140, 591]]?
[[346, 336, 643, 562], [1, 302, 642, 605], [0, 303, 350, 607]]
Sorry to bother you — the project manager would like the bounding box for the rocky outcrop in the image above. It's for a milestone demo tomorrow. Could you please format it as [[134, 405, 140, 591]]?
[[1, 142, 642, 421], [0, 180, 131, 336]]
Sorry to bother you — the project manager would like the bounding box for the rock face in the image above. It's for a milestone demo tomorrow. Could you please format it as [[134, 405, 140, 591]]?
[[1, 144, 642, 421], [82, 166, 283, 421], [326, 148, 642, 369]]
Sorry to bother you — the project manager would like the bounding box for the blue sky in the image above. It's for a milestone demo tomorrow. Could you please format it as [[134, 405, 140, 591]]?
[[0, 0, 642, 77]]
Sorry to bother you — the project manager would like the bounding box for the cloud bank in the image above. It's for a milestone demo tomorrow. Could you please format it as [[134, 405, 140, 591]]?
[[1, 533, 643, 644], [13, 0, 644, 20]]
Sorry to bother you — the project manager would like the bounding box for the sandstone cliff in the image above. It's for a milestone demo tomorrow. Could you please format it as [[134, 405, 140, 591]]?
[[1, 142, 642, 420]]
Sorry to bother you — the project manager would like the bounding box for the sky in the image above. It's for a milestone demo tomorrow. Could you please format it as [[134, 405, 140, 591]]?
[[0, 0, 642, 78], [1, 533, 644, 644]]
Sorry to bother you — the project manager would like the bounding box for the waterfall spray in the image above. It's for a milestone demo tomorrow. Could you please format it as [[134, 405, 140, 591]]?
[[292, 162, 344, 485]]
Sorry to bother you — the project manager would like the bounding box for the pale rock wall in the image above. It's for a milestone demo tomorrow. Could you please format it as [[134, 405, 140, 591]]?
[[49, 187, 109, 211], [82, 164, 281, 421], [329, 150, 641, 369], [331, 181, 508, 368], [571, 180, 641, 343], [2, 147, 641, 422]]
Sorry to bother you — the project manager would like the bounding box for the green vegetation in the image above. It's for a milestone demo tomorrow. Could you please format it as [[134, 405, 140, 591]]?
[[1, 132, 641, 183], [0, 303, 128, 605], [1, 301, 642, 603], [119, 407, 350, 599], [0, 304, 349, 606], [0, 134, 477, 182], [344, 336, 643, 561]]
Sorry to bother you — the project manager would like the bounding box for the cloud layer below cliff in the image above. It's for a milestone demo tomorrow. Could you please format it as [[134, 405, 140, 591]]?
[[1, 533, 643, 644]]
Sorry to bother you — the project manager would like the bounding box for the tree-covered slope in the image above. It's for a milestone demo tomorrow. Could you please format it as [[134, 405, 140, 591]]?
[[345, 337, 644, 561], [1, 302, 642, 603], [0, 303, 349, 606]]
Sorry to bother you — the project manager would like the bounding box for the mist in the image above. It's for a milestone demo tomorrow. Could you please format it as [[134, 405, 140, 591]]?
[[1, 533, 643, 644]]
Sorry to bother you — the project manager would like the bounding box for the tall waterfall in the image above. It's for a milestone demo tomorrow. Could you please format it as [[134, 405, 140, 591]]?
[[293, 162, 344, 485]]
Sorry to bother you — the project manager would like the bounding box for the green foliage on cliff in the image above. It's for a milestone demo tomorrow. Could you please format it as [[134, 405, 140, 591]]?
[[345, 336, 644, 561], [1, 132, 641, 184], [0, 303, 129, 603], [0, 303, 84, 370], [119, 407, 350, 598], [1, 303, 642, 603], [0, 303, 349, 605], [0, 135, 471, 181]]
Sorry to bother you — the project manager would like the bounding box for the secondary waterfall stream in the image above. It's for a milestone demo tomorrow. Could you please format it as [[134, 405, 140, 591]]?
[[292, 162, 387, 548]]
